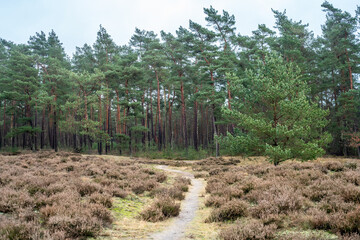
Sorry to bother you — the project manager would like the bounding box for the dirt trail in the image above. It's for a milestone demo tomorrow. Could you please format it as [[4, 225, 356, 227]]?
[[148, 165, 203, 240]]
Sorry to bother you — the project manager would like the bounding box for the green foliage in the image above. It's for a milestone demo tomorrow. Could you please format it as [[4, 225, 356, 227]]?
[[6, 126, 41, 138], [218, 130, 264, 156], [222, 54, 331, 165], [115, 134, 130, 154], [0, 4, 358, 158]]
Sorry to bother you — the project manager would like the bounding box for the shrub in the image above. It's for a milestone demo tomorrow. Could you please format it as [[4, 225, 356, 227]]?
[[219, 219, 276, 240], [205, 195, 229, 208], [140, 196, 180, 222], [47, 215, 101, 238], [174, 176, 191, 192], [74, 180, 101, 197], [88, 203, 113, 225], [206, 199, 249, 222], [0, 188, 33, 213], [324, 161, 344, 172], [0, 219, 41, 240], [0, 152, 171, 239], [198, 157, 360, 239], [151, 186, 185, 200], [89, 193, 113, 208]]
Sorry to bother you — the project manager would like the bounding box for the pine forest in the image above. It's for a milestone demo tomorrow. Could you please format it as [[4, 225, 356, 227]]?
[[0, 3, 360, 160]]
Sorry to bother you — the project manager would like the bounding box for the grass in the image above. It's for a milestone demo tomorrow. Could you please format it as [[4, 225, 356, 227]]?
[[111, 195, 148, 218], [276, 229, 338, 240], [95, 194, 172, 240]]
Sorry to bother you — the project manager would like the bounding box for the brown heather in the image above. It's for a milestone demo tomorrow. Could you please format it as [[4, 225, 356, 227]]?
[[196, 158, 360, 239], [0, 151, 168, 239], [140, 196, 180, 222], [141, 176, 191, 221], [219, 219, 276, 240]]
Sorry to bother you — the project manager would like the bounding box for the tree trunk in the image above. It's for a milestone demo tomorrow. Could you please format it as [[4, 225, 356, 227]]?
[[180, 81, 188, 149], [345, 48, 353, 90], [41, 106, 45, 149], [115, 90, 121, 134], [213, 113, 219, 157], [142, 89, 146, 146], [123, 80, 129, 134], [11, 101, 15, 148], [168, 89, 174, 149], [53, 102, 58, 152], [156, 70, 162, 150], [34, 104, 38, 151], [73, 133, 77, 150], [98, 95, 102, 155], [150, 87, 154, 143], [2, 100, 6, 147], [106, 103, 111, 154], [193, 87, 198, 151]]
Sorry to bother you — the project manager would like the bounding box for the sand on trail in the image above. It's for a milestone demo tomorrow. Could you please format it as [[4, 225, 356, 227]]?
[[148, 165, 203, 240]]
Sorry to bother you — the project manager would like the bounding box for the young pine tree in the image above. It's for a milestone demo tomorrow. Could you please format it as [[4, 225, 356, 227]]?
[[222, 54, 332, 165]]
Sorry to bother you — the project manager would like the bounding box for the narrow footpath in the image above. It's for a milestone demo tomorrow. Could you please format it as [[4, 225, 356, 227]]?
[[148, 165, 203, 240]]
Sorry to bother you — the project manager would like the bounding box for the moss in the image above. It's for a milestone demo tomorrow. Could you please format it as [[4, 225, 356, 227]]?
[[276, 228, 339, 239], [111, 195, 149, 218]]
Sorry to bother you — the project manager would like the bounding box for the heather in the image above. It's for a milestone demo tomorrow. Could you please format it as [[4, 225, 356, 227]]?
[[0, 151, 170, 239], [195, 157, 360, 239]]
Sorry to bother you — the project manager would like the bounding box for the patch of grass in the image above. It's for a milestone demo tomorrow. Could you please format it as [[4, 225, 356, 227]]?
[[276, 229, 338, 240], [111, 195, 148, 218]]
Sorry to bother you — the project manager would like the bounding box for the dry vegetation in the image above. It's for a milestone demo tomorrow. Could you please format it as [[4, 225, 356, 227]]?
[[0, 151, 173, 239], [2, 151, 359, 240], [193, 157, 360, 240], [140, 176, 191, 222]]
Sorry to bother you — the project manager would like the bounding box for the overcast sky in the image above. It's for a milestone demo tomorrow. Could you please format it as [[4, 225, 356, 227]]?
[[0, 0, 358, 56]]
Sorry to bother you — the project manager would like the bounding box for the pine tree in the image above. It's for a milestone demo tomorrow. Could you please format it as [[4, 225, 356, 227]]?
[[223, 54, 331, 165], [93, 25, 118, 154], [320, 1, 360, 155], [2, 45, 40, 150]]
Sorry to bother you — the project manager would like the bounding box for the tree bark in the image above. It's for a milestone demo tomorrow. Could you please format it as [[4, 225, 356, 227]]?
[[98, 95, 102, 155], [193, 87, 199, 151], [53, 96, 58, 152], [41, 106, 45, 149], [180, 80, 188, 149], [115, 90, 121, 134], [155, 70, 162, 150], [2, 100, 6, 147]]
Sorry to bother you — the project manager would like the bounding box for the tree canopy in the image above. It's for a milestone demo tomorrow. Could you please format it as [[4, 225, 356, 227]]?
[[0, 2, 359, 163]]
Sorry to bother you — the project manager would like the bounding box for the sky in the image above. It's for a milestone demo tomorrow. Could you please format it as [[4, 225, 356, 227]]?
[[0, 0, 359, 56]]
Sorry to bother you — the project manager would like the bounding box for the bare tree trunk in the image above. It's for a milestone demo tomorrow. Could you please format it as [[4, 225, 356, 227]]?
[[53, 96, 58, 152], [2, 100, 6, 147], [98, 96, 102, 155], [193, 88, 198, 151], [115, 90, 121, 134], [11, 101, 15, 148], [156, 70, 162, 150], [180, 80, 188, 149]]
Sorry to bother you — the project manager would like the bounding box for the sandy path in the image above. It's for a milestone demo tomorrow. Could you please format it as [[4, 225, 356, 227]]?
[[148, 165, 203, 240]]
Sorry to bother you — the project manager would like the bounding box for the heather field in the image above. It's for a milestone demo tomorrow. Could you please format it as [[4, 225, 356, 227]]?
[[192, 157, 360, 240], [0, 153, 360, 240], [0, 152, 190, 239]]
